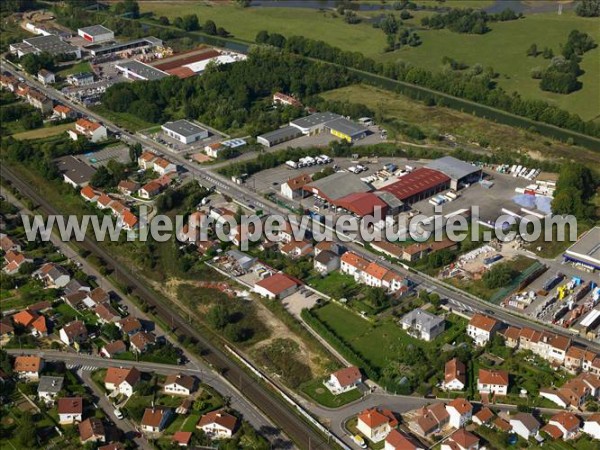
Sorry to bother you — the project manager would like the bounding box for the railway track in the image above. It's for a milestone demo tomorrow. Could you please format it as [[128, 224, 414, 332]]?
[[0, 165, 333, 450]]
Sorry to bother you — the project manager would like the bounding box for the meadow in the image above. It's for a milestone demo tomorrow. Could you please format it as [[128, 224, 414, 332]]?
[[139, 2, 599, 120], [321, 84, 600, 167]]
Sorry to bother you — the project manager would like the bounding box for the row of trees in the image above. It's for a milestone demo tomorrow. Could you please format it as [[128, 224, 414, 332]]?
[[265, 34, 600, 138], [421, 8, 520, 34], [160, 13, 230, 37]]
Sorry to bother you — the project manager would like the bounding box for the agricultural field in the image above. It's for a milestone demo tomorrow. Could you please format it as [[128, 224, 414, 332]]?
[[321, 84, 600, 168], [140, 3, 598, 119]]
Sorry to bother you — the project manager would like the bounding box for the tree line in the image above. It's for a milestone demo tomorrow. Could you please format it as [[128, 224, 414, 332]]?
[[421, 8, 520, 34], [551, 163, 598, 222], [261, 33, 600, 138]]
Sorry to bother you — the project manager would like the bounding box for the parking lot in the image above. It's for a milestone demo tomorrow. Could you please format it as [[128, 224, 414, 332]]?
[[411, 170, 531, 223], [81, 144, 130, 167], [266, 125, 387, 152]]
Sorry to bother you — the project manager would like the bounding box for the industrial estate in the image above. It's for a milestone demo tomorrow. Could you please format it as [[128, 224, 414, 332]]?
[[0, 1, 599, 450]]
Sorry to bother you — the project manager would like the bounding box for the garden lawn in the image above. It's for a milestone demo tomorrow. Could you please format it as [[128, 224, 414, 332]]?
[[55, 61, 93, 78], [313, 302, 465, 372], [308, 271, 360, 299], [301, 378, 362, 408], [12, 123, 74, 141]]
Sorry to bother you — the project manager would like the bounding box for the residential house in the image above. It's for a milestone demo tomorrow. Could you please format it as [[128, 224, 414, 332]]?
[[117, 180, 140, 196], [139, 181, 163, 199], [540, 372, 597, 408], [324, 366, 362, 395], [564, 347, 597, 374], [130, 330, 156, 354], [38, 69, 55, 85], [79, 417, 106, 444], [441, 429, 480, 450], [27, 89, 53, 113], [97, 194, 113, 209], [117, 316, 143, 336], [152, 157, 176, 176], [12, 309, 37, 328], [138, 151, 157, 170], [280, 173, 312, 200], [443, 358, 466, 391], [204, 142, 223, 158], [385, 430, 424, 450], [85, 287, 110, 308], [53, 104, 75, 119], [14, 355, 43, 381], [473, 407, 494, 426], [477, 369, 509, 396], [100, 340, 127, 359], [254, 273, 299, 300], [37, 376, 64, 404], [280, 239, 313, 258], [68, 72, 94, 86], [400, 309, 445, 342], [501, 326, 521, 349], [80, 185, 99, 202], [59, 320, 88, 347], [415, 403, 449, 436], [509, 413, 540, 441], [164, 374, 197, 396], [104, 366, 141, 397], [58, 397, 83, 424], [340, 251, 369, 278], [94, 302, 120, 324], [122, 210, 139, 231], [273, 92, 302, 108], [543, 411, 580, 440], [68, 118, 107, 143], [314, 249, 340, 274], [467, 314, 500, 347], [34, 262, 70, 288], [31, 315, 48, 337], [197, 410, 238, 439], [356, 408, 398, 443], [0, 320, 14, 341], [445, 398, 473, 429], [141, 407, 172, 434], [0, 234, 21, 252], [3, 250, 31, 274], [583, 414, 600, 440]]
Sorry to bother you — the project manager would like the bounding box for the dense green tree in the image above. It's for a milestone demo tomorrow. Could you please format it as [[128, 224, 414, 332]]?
[[526, 43, 538, 57], [483, 263, 517, 289], [203, 20, 217, 36], [576, 0, 600, 17]]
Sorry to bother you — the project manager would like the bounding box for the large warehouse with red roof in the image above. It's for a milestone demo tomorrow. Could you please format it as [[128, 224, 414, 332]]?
[[379, 168, 451, 205]]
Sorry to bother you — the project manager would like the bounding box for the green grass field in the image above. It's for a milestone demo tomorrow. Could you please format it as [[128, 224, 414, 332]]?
[[301, 378, 362, 408], [381, 11, 600, 121], [12, 123, 73, 141], [139, 3, 598, 120], [322, 84, 600, 167], [55, 61, 93, 79]]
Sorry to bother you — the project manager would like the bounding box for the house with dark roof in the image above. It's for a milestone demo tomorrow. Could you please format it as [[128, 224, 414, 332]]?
[[130, 331, 156, 354], [314, 249, 340, 274], [37, 376, 64, 404], [509, 413, 540, 441], [59, 320, 88, 347], [164, 373, 197, 396], [100, 340, 127, 359], [79, 417, 106, 444], [104, 366, 141, 398]]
